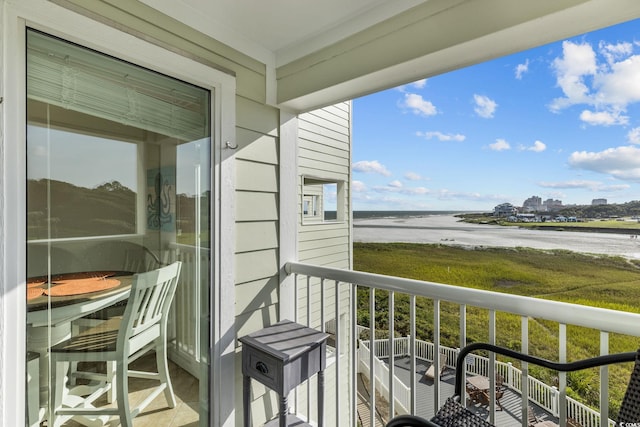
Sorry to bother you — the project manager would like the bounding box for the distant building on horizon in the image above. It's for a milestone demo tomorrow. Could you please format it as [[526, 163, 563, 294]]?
[[494, 202, 518, 217], [543, 198, 562, 211], [520, 196, 562, 212], [592, 198, 607, 205], [522, 196, 542, 212]]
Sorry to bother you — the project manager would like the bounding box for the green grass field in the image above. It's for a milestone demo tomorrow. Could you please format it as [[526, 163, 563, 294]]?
[[353, 242, 640, 416]]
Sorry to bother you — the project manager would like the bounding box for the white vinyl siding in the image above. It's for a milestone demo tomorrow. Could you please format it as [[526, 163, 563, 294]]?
[[298, 102, 351, 268], [297, 101, 353, 426]]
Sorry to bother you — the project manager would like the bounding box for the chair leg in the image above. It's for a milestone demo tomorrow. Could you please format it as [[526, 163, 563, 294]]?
[[116, 360, 133, 427], [51, 357, 66, 427], [106, 361, 116, 403], [156, 343, 177, 408]]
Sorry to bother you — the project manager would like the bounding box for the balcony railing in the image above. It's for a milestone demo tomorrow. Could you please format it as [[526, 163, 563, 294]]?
[[285, 261, 640, 427]]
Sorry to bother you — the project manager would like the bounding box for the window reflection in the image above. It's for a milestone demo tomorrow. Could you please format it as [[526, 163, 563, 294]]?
[[26, 29, 211, 427], [27, 119, 138, 240]]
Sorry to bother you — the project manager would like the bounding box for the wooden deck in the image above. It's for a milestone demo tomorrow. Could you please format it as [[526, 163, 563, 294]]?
[[382, 356, 559, 426]]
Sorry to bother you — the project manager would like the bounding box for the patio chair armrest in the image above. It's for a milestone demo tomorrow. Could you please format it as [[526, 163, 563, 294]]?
[[386, 414, 440, 427], [454, 342, 637, 396]]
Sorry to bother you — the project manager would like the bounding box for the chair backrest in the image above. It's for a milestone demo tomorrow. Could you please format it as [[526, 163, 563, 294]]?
[[118, 261, 182, 351], [527, 406, 540, 427], [439, 352, 448, 368], [617, 349, 640, 423], [123, 244, 163, 273]]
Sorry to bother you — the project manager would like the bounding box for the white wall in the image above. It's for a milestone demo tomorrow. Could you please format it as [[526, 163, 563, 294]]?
[[296, 101, 353, 426]]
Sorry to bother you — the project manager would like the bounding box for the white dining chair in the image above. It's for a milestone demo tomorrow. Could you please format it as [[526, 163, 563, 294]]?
[[49, 261, 182, 427]]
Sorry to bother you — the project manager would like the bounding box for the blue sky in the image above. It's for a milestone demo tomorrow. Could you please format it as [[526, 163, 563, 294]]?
[[352, 19, 640, 212]]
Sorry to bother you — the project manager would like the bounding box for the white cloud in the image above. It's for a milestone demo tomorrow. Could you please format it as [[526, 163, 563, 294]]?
[[373, 185, 429, 195], [389, 180, 403, 188], [402, 93, 437, 117], [396, 79, 427, 92], [515, 59, 529, 79], [435, 189, 506, 203], [579, 109, 629, 126], [568, 146, 640, 181], [473, 94, 497, 118], [351, 180, 367, 192], [352, 160, 392, 176], [537, 180, 629, 191], [549, 39, 640, 126], [412, 79, 427, 89], [404, 172, 422, 181], [417, 131, 466, 142], [593, 55, 640, 106], [599, 41, 633, 65], [628, 127, 640, 144], [529, 140, 547, 152], [519, 140, 547, 152], [549, 41, 597, 111], [489, 139, 510, 151]]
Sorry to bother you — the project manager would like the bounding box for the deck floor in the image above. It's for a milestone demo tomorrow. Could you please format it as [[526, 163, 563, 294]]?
[[380, 356, 559, 426]]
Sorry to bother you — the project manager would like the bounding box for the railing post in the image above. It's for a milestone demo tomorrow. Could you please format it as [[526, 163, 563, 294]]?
[[507, 362, 513, 389], [433, 299, 441, 413], [351, 284, 357, 427], [599, 332, 609, 427], [369, 288, 375, 427], [410, 295, 416, 415], [388, 291, 395, 418], [559, 323, 567, 425]]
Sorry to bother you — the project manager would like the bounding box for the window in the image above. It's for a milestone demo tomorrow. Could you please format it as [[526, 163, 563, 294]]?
[[302, 177, 345, 223]]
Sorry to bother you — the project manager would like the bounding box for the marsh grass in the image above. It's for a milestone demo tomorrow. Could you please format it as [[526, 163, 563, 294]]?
[[354, 242, 640, 417]]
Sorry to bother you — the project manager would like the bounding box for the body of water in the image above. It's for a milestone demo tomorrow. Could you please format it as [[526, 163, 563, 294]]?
[[353, 211, 640, 259]]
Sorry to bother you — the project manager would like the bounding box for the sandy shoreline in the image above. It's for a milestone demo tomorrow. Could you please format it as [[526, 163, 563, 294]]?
[[353, 214, 640, 259]]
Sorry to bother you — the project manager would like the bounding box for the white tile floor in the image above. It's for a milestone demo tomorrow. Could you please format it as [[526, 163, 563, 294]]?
[[63, 353, 201, 427]]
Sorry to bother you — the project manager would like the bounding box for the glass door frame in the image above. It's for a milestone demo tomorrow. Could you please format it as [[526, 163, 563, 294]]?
[[3, 3, 237, 426]]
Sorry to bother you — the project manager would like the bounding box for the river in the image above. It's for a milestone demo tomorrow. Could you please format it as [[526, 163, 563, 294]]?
[[353, 214, 640, 259]]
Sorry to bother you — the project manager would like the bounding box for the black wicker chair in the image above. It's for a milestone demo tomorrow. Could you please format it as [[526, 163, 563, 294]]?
[[385, 343, 640, 427]]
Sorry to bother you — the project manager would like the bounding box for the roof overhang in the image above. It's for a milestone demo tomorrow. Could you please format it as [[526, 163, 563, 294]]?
[[141, 0, 640, 113]]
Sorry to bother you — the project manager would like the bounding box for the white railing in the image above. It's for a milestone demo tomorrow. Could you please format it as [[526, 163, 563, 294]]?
[[166, 243, 209, 378], [359, 339, 411, 415], [285, 261, 640, 427], [358, 336, 614, 427]]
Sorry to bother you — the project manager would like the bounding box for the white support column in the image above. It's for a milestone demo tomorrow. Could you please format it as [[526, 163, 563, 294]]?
[[279, 110, 299, 322]]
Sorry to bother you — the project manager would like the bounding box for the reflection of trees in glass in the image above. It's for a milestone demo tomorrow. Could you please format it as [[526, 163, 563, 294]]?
[[146, 171, 174, 230], [176, 191, 210, 246], [27, 179, 136, 240]]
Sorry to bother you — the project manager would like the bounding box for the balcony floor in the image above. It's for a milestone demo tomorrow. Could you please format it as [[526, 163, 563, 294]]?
[[65, 353, 200, 427], [383, 356, 558, 426]]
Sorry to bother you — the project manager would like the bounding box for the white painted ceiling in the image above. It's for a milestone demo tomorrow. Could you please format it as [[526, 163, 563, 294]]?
[[140, 0, 640, 111], [141, 0, 426, 66]]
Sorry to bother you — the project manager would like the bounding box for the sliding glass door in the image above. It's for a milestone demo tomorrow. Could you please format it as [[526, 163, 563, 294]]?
[[26, 29, 211, 426]]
